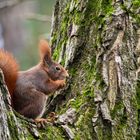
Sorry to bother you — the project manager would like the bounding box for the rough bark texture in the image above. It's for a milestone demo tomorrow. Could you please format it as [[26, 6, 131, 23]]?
[[46, 0, 140, 139], [0, 0, 140, 140]]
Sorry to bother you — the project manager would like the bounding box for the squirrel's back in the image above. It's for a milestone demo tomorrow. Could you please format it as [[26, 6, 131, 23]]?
[[0, 49, 19, 95]]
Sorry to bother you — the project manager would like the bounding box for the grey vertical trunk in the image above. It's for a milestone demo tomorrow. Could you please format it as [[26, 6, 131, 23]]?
[[48, 0, 140, 139]]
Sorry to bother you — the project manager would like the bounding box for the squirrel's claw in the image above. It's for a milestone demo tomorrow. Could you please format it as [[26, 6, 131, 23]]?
[[35, 118, 49, 128], [35, 112, 58, 128]]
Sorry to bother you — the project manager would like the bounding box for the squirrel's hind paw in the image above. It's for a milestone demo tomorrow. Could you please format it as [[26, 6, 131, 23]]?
[[35, 112, 58, 128]]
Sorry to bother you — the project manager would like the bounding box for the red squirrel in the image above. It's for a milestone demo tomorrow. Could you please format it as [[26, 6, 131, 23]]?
[[0, 40, 69, 122]]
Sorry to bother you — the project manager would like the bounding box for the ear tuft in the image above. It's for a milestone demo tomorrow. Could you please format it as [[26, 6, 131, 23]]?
[[39, 39, 51, 60]]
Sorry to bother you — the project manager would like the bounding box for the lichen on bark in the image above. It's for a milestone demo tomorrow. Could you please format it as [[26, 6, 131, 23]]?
[[47, 0, 140, 139]]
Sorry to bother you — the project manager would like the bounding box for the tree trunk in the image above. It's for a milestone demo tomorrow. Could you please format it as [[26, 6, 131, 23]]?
[[47, 0, 140, 139], [0, 0, 140, 140]]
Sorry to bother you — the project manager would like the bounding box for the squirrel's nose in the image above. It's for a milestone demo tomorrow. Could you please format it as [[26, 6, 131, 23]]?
[[65, 70, 69, 78]]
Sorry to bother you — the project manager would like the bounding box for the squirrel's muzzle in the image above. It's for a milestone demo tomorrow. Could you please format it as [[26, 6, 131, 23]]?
[[65, 70, 69, 78]]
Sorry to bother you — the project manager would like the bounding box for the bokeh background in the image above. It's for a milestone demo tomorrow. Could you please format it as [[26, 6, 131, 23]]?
[[0, 0, 56, 70]]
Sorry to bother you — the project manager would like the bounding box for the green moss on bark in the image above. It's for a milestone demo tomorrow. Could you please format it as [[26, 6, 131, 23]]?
[[48, 0, 140, 139], [39, 125, 66, 140]]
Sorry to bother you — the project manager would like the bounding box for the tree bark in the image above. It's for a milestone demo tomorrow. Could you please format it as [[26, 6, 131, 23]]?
[[0, 0, 140, 140], [48, 0, 140, 139]]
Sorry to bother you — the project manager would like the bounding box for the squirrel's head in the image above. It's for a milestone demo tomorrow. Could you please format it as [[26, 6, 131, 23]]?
[[39, 39, 69, 80]]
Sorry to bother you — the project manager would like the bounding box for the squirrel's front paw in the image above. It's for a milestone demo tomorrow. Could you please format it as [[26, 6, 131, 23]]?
[[57, 80, 66, 89]]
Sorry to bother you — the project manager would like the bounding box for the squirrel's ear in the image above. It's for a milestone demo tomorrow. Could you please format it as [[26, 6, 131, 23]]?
[[39, 39, 52, 62]]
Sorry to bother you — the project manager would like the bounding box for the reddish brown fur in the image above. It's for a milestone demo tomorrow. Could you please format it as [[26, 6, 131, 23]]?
[[0, 49, 19, 96], [0, 40, 69, 119]]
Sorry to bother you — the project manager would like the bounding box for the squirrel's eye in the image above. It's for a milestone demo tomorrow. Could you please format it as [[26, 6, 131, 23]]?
[[55, 66, 61, 71]]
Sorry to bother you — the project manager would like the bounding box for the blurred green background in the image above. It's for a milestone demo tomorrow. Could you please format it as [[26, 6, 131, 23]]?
[[0, 0, 56, 70], [18, 0, 56, 70]]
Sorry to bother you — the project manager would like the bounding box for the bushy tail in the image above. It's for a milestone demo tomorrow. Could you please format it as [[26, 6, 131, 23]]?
[[0, 49, 19, 96]]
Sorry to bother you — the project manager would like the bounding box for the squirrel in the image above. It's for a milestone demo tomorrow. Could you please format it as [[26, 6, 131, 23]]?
[[0, 39, 69, 122]]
